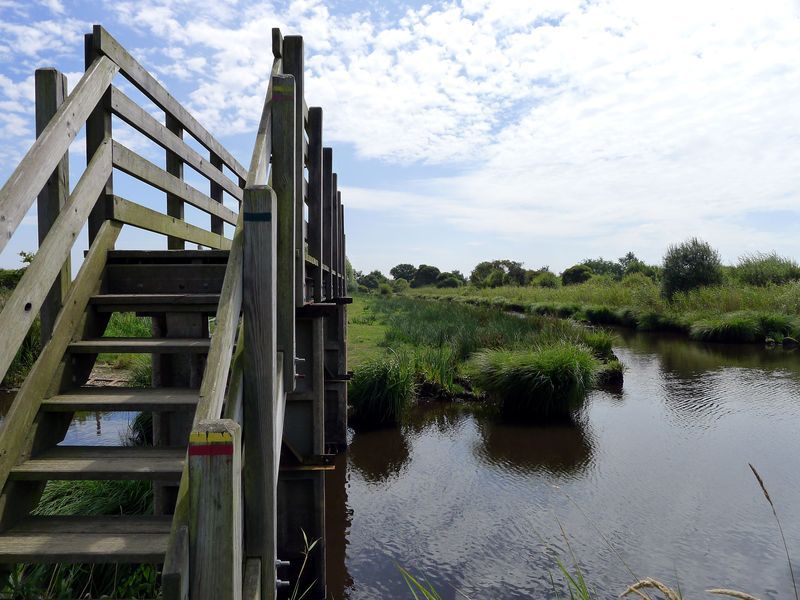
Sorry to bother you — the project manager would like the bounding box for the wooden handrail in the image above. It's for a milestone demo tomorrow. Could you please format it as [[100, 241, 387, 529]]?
[[90, 25, 247, 181], [245, 57, 283, 188], [0, 139, 112, 385], [0, 56, 117, 253]]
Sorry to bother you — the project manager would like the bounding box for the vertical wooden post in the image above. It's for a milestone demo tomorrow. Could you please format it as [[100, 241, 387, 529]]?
[[331, 174, 338, 298], [282, 36, 305, 308], [322, 149, 333, 300], [338, 197, 344, 297], [84, 29, 112, 244], [307, 108, 323, 303], [210, 152, 225, 236], [272, 74, 297, 391], [188, 419, 242, 600], [340, 205, 347, 296], [242, 185, 278, 599], [166, 113, 185, 249], [34, 69, 70, 345]]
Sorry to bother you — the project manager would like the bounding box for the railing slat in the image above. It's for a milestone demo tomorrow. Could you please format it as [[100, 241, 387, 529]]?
[[111, 195, 232, 250], [111, 141, 238, 225], [245, 58, 282, 188], [91, 25, 247, 181], [0, 56, 117, 253], [0, 139, 112, 386], [110, 88, 243, 202]]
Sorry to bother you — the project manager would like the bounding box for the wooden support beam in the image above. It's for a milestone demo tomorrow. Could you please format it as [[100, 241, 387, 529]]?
[[282, 36, 305, 308], [0, 55, 117, 253], [162, 525, 189, 600], [35, 68, 70, 345], [242, 186, 278, 599], [166, 113, 185, 249], [188, 420, 242, 600], [272, 74, 297, 391], [322, 149, 333, 299], [331, 175, 339, 298], [0, 139, 111, 386], [210, 153, 224, 235], [307, 108, 323, 303], [338, 197, 344, 296], [243, 558, 262, 600], [110, 195, 232, 250]]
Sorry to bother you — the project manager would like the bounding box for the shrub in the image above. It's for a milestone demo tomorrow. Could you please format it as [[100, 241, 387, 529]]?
[[596, 359, 624, 386], [349, 354, 416, 428], [392, 278, 410, 293], [467, 343, 597, 420], [736, 252, 800, 286], [485, 269, 507, 288], [436, 274, 462, 288], [0, 268, 24, 290], [379, 282, 393, 296], [662, 238, 723, 298], [561, 264, 593, 286], [412, 264, 441, 288], [530, 271, 559, 288]]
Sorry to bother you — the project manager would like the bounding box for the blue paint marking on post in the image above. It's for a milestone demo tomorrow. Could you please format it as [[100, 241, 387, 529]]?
[[244, 212, 272, 222]]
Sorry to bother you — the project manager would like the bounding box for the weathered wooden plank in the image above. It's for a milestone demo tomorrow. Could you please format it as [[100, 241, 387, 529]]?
[[110, 195, 232, 250], [0, 220, 120, 495], [105, 263, 227, 294], [331, 173, 339, 297], [245, 57, 282, 188], [162, 526, 189, 600], [272, 74, 296, 391], [322, 148, 333, 299], [9, 446, 184, 481], [272, 28, 283, 58], [111, 141, 238, 225], [42, 387, 198, 412], [107, 249, 229, 262], [68, 338, 211, 354], [307, 108, 323, 302], [243, 558, 262, 600], [242, 186, 278, 598], [165, 112, 185, 249], [110, 88, 243, 202], [188, 420, 242, 600], [210, 152, 224, 235], [91, 25, 246, 180], [0, 516, 170, 563], [0, 56, 117, 253], [0, 139, 112, 386], [35, 68, 71, 345], [86, 35, 114, 244], [282, 37, 306, 309]]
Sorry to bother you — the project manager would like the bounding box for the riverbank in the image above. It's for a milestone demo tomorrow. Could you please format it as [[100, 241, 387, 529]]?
[[347, 295, 623, 426], [409, 278, 800, 345]]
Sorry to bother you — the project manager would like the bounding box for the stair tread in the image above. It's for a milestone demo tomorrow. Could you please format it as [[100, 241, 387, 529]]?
[[68, 338, 211, 353], [10, 446, 184, 481], [42, 387, 198, 412], [91, 293, 221, 304], [0, 516, 170, 563]]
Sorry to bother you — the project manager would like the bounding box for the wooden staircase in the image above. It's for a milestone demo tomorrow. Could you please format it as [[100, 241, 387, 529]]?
[[0, 248, 228, 564]]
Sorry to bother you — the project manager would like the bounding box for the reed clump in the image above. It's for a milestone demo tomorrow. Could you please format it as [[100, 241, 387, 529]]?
[[349, 353, 416, 428]]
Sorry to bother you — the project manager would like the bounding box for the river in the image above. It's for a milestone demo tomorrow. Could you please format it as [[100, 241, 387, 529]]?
[[326, 331, 800, 599]]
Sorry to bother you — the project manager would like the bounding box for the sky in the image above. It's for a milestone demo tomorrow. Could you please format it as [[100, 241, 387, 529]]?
[[1, 0, 799, 275]]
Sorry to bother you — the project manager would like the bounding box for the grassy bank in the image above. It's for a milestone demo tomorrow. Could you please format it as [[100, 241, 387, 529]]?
[[348, 295, 621, 426], [410, 278, 800, 345]]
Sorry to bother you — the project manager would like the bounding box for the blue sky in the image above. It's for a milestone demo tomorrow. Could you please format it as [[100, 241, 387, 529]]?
[[1, 0, 799, 275]]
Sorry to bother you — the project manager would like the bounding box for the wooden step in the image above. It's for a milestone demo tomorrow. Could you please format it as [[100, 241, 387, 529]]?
[[9, 446, 184, 481], [68, 338, 210, 354], [42, 387, 198, 412], [0, 516, 170, 563], [107, 249, 229, 264], [105, 263, 227, 294], [90, 293, 220, 314]]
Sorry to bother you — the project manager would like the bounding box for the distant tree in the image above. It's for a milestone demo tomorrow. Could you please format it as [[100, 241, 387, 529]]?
[[436, 273, 463, 288], [345, 257, 357, 292], [561, 264, 593, 285], [485, 269, 507, 288], [390, 263, 417, 282], [412, 264, 441, 288], [357, 269, 388, 290], [582, 257, 623, 280], [662, 238, 723, 298], [392, 278, 410, 293], [530, 271, 559, 288], [470, 260, 525, 287], [450, 270, 467, 284], [378, 282, 393, 296]]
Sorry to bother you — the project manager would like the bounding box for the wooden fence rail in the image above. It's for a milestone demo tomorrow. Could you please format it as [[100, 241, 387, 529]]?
[[0, 23, 349, 600]]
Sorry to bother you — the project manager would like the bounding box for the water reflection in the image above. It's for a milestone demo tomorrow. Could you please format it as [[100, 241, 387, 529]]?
[[348, 425, 410, 484], [474, 418, 594, 477]]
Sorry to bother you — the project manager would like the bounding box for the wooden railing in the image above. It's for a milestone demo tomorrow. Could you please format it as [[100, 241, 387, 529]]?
[[0, 23, 348, 600]]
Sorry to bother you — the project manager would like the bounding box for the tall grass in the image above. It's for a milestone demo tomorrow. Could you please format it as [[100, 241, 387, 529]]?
[[736, 253, 800, 287], [467, 344, 597, 420], [349, 353, 416, 428]]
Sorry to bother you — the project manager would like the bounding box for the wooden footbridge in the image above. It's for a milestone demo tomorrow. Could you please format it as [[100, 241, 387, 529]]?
[[0, 26, 349, 599]]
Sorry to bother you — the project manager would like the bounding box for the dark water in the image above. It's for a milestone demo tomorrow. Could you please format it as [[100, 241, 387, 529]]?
[[326, 332, 800, 599], [0, 391, 136, 446]]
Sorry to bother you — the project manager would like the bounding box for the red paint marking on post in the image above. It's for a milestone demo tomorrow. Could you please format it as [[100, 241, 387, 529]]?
[[189, 443, 234, 456]]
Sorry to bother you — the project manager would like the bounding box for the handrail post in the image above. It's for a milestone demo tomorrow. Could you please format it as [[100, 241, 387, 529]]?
[[188, 419, 242, 600], [242, 185, 279, 600], [84, 31, 113, 244], [34, 68, 70, 345], [282, 36, 305, 307], [166, 113, 185, 249], [307, 107, 323, 303], [210, 152, 225, 235], [272, 74, 297, 391], [322, 149, 333, 300], [331, 176, 339, 297]]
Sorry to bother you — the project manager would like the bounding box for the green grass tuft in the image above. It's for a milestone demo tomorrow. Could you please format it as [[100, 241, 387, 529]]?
[[349, 354, 416, 428]]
